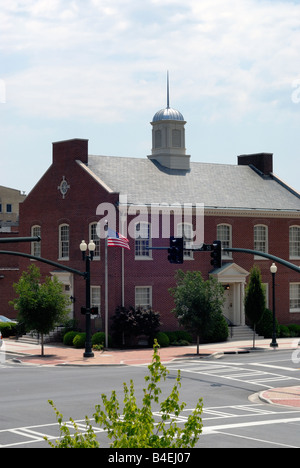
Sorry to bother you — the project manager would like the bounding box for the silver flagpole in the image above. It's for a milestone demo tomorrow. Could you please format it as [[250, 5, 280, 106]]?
[[105, 221, 108, 348]]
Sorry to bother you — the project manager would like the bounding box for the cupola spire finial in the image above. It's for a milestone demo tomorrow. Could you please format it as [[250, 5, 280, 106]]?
[[167, 71, 170, 109]]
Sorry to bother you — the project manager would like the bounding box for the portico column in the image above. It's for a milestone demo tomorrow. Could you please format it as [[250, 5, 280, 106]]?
[[240, 282, 246, 325]]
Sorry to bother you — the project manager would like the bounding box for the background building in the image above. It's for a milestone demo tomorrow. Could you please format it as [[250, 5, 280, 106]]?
[[0, 186, 26, 229]]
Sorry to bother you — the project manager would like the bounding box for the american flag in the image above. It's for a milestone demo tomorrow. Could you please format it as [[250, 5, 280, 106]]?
[[107, 228, 130, 250]]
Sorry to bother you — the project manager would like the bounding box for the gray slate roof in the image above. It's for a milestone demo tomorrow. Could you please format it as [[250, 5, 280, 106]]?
[[87, 155, 300, 212]]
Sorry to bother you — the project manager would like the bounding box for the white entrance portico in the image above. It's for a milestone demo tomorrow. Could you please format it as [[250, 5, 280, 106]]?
[[211, 263, 249, 326], [50, 271, 74, 319]]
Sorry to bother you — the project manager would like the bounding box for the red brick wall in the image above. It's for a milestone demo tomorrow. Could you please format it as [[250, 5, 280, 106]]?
[[0, 229, 21, 319], [3, 138, 300, 334]]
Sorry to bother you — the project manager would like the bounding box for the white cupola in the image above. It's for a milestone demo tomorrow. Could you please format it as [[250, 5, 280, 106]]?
[[148, 73, 190, 171]]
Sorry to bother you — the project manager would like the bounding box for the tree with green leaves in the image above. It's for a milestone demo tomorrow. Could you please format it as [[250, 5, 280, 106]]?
[[169, 270, 226, 354], [244, 265, 266, 349], [46, 342, 203, 448], [10, 264, 70, 356]]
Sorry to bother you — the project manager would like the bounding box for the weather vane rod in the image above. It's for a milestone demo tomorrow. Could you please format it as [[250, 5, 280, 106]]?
[[167, 71, 170, 109]]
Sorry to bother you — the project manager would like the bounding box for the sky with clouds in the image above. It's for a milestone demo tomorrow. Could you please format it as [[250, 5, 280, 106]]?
[[1, 0, 300, 195]]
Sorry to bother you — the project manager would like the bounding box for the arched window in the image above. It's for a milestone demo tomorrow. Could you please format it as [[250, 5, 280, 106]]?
[[31, 225, 41, 257], [290, 226, 300, 259], [89, 222, 100, 259], [59, 224, 69, 260]]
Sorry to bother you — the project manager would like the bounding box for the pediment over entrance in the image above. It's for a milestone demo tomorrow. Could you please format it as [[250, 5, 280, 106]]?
[[211, 263, 249, 284]]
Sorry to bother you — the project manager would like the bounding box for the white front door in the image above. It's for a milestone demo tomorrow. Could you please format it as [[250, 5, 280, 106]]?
[[212, 263, 249, 327], [223, 285, 234, 324]]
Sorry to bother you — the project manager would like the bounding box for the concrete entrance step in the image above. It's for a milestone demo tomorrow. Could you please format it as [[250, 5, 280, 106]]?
[[228, 325, 263, 342], [16, 327, 63, 345]]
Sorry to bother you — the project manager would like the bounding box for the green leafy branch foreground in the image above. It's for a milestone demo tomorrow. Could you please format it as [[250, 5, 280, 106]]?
[[46, 342, 203, 448]]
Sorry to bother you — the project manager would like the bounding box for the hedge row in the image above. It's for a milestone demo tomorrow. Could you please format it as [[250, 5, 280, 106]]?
[[63, 331, 112, 349], [62, 329, 193, 349], [0, 322, 18, 337]]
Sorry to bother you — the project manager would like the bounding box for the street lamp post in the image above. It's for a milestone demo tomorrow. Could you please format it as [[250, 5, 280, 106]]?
[[270, 262, 278, 348], [80, 240, 96, 358]]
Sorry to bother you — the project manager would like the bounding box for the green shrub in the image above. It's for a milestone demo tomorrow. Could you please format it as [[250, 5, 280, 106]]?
[[175, 330, 192, 343], [203, 313, 228, 343], [279, 325, 290, 338], [61, 320, 79, 338], [73, 333, 86, 348], [165, 330, 193, 345], [91, 332, 112, 348], [165, 331, 177, 343], [256, 309, 279, 338], [63, 331, 78, 346], [0, 322, 18, 337], [172, 339, 190, 346], [287, 324, 300, 337], [155, 332, 169, 347]]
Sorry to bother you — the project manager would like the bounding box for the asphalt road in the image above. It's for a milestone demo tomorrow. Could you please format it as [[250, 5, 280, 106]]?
[[1, 349, 300, 449]]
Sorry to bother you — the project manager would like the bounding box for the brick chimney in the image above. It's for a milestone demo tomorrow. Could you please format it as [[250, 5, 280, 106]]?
[[237, 153, 273, 176], [52, 139, 89, 169]]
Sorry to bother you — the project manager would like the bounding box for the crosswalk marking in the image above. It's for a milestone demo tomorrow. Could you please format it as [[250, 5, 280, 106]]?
[[165, 360, 300, 389], [1, 403, 299, 448]]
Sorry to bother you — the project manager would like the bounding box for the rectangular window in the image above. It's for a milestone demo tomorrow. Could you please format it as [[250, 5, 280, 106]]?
[[6, 204, 12, 213], [217, 224, 232, 258], [290, 283, 300, 313], [135, 222, 151, 259], [177, 223, 193, 259], [91, 286, 101, 316], [172, 129, 181, 147], [135, 286, 152, 309], [254, 225, 268, 259], [59, 225, 69, 260], [290, 227, 300, 259]]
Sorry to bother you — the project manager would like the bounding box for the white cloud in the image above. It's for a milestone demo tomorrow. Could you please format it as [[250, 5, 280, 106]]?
[[1, 0, 300, 123]]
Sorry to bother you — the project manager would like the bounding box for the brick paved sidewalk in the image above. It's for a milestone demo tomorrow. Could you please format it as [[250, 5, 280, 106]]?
[[3, 336, 299, 367], [260, 387, 300, 408]]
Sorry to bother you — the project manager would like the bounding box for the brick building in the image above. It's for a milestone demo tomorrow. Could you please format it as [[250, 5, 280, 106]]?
[[0, 186, 26, 228], [0, 186, 26, 318], [1, 96, 300, 333]]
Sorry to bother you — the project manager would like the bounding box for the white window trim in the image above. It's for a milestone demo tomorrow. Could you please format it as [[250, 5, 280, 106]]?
[[89, 222, 100, 260], [177, 222, 194, 260], [134, 222, 152, 260], [217, 224, 232, 259], [31, 225, 41, 258], [254, 224, 268, 260], [59, 224, 70, 260], [91, 285, 101, 317], [135, 286, 152, 309], [289, 226, 300, 260], [290, 283, 300, 313]]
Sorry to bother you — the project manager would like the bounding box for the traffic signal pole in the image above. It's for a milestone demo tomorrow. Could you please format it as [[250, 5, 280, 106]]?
[[223, 247, 300, 274], [0, 236, 42, 244], [148, 238, 300, 275]]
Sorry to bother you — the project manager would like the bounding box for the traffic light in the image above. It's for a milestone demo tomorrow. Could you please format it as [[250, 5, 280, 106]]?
[[210, 240, 222, 269], [168, 236, 184, 264]]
